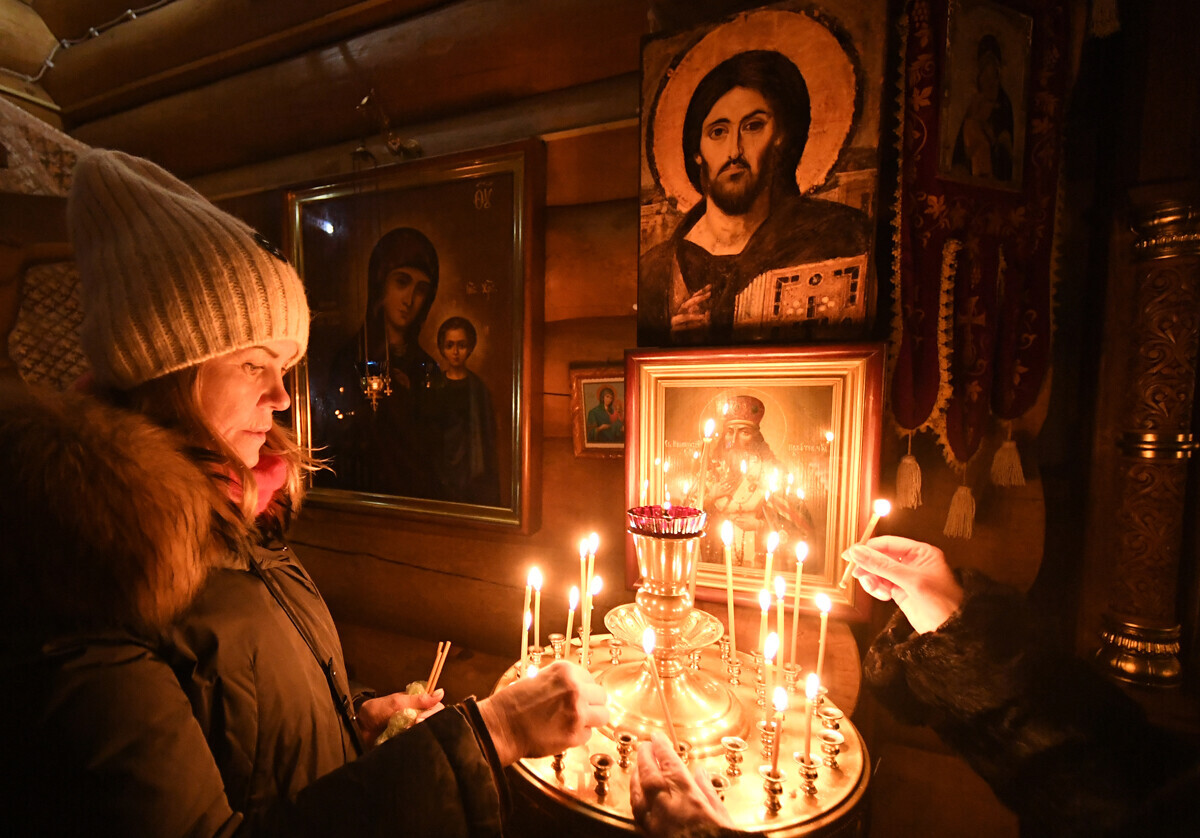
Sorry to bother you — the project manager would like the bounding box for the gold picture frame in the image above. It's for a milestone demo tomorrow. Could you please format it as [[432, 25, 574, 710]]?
[[569, 364, 626, 458], [285, 141, 544, 532], [624, 344, 884, 620]]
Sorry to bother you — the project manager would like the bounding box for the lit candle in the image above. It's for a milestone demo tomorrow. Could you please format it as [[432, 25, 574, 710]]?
[[696, 418, 716, 509], [841, 498, 892, 588], [763, 631, 779, 726], [757, 589, 771, 653], [578, 539, 588, 608], [804, 673, 819, 759], [764, 531, 778, 586], [774, 575, 786, 694], [721, 521, 737, 660], [814, 593, 832, 687], [565, 585, 579, 646], [790, 541, 808, 668], [520, 609, 531, 675], [642, 627, 679, 750], [771, 686, 788, 775], [641, 478, 649, 507], [582, 533, 598, 663], [529, 567, 543, 651]]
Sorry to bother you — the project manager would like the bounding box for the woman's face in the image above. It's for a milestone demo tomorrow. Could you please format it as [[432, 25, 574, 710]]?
[[197, 339, 299, 468], [380, 267, 433, 333]]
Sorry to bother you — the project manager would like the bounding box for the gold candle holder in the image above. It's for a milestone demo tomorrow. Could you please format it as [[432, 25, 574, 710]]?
[[608, 637, 625, 665], [710, 774, 730, 801], [591, 753, 613, 799], [820, 729, 845, 770], [756, 719, 775, 760], [760, 765, 785, 814], [783, 662, 801, 694], [721, 735, 747, 777], [718, 637, 731, 662], [727, 658, 742, 686], [616, 731, 637, 769], [548, 633, 565, 660], [818, 706, 844, 730], [795, 754, 820, 796]]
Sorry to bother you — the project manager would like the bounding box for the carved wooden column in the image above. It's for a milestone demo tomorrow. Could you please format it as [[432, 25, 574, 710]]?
[[1095, 199, 1200, 686]]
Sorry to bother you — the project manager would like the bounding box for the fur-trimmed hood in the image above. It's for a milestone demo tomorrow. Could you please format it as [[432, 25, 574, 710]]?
[[0, 381, 241, 641]]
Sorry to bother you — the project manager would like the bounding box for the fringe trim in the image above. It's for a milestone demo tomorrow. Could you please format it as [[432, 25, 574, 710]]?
[[943, 484, 976, 539], [990, 439, 1025, 487], [896, 433, 922, 509]]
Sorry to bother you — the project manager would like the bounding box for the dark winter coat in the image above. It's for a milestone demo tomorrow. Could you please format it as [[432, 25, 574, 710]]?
[[0, 382, 505, 836], [864, 570, 1200, 837]]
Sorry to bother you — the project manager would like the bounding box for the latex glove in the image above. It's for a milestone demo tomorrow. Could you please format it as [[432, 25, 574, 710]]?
[[630, 731, 734, 838], [356, 690, 444, 747], [846, 535, 964, 634], [476, 660, 609, 765]]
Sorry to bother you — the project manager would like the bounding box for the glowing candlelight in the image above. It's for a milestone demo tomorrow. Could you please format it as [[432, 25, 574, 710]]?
[[763, 631, 779, 726], [790, 541, 809, 668], [764, 530, 779, 586], [696, 418, 716, 508], [641, 478, 649, 507], [582, 534, 598, 662], [804, 673, 819, 758], [771, 686, 788, 775], [566, 585, 579, 646], [520, 609, 532, 675], [814, 593, 832, 687], [642, 627, 679, 750], [721, 521, 737, 660], [840, 498, 891, 588], [758, 589, 771, 653], [774, 575, 786, 694], [578, 539, 588, 611], [529, 567, 543, 651], [526, 664, 538, 678]]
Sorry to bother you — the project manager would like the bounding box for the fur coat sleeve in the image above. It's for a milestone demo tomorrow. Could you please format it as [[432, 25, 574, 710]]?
[[863, 570, 1199, 837]]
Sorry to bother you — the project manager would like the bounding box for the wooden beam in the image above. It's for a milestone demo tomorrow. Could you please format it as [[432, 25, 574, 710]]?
[[43, 0, 442, 125], [67, 0, 647, 178]]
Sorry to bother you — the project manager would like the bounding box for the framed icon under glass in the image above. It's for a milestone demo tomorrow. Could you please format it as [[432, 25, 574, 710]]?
[[286, 140, 544, 532], [624, 344, 884, 620]]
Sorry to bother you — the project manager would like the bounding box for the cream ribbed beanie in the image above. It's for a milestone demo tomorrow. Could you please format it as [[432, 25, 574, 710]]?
[[68, 149, 310, 390]]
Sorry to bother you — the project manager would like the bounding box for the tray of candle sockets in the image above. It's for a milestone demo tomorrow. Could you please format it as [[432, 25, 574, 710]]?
[[497, 640, 869, 835]]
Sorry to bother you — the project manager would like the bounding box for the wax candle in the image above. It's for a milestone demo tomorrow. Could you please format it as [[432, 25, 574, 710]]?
[[520, 609, 531, 675], [771, 686, 788, 775], [790, 541, 808, 668], [814, 593, 832, 687], [804, 673, 819, 759], [763, 631, 779, 726], [529, 567, 543, 651], [578, 539, 588, 606], [764, 531, 778, 586], [643, 627, 679, 750], [566, 585, 579, 647], [774, 575, 786, 693], [696, 418, 716, 508], [721, 521, 737, 659], [841, 498, 892, 588], [757, 589, 771, 653]]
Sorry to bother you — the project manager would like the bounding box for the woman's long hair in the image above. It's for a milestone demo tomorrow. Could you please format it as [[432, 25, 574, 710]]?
[[113, 367, 320, 538]]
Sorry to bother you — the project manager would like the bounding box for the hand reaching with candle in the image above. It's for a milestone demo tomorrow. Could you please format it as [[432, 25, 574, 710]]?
[[477, 660, 609, 765], [356, 690, 445, 747], [630, 732, 735, 838], [845, 536, 964, 634]]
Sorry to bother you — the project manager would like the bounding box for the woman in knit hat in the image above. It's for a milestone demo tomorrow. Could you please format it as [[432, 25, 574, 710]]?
[[0, 149, 607, 836]]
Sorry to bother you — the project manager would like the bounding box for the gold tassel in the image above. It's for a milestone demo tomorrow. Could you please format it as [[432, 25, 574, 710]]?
[[943, 484, 976, 539], [990, 436, 1025, 487], [896, 433, 922, 509]]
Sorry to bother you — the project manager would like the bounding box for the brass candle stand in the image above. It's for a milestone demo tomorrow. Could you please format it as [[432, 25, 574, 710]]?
[[498, 508, 869, 834]]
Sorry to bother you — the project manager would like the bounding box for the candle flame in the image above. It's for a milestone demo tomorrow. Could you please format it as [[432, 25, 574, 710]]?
[[773, 686, 788, 713], [568, 586, 579, 610], [824, 430, 835, 443], [815, 592, 832, 614], [591, 576, 603, 596], [740, 459, 747, 474], [764, 631, 779, 662], [806, 673, 820, 699], [663, 459, 671, 474], [758, 589, 771, 613], [528, 567, 542, 590], [642, 626, 656, 654], [704, 418, 715, 438], [720, 520, 733, 545], [722, 402, 730, 415], [774, 575, 786, 600], [524, 610, 532, 629], [526, 664, 539, 678], [795, 541, 809, 563], [693, 451, 699, 460], [766, 531, 779, 554], [579, 539, 587, 559], [588, 532, 599, 555], [873, 498, 893, 517], [681, 479, 690, 496]]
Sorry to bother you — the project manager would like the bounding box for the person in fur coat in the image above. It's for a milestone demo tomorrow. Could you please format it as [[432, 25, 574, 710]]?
[[0, 149, 607, 837], [628, 537, 1199, 837]]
